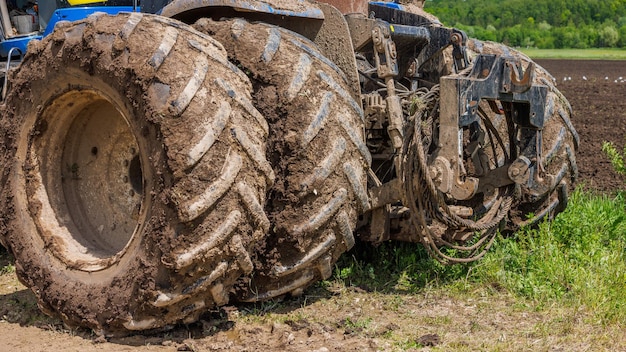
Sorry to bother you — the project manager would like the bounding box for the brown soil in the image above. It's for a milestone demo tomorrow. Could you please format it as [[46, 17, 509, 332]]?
[[536, 59, 626, 194], [1, 60, 624, 350]]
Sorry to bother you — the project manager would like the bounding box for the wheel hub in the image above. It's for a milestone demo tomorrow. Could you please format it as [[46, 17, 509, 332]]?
[[32, 89, 146, 271]]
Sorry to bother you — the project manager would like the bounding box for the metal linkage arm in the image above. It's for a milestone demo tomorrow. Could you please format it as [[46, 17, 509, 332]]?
[[436, 54, 548, 200]]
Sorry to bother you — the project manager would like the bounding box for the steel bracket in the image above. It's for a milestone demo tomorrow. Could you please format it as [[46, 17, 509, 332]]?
[[436, 54, 548, 200]]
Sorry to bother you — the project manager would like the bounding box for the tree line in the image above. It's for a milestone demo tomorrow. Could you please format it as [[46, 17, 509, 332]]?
[[423, 0, 626, 48]]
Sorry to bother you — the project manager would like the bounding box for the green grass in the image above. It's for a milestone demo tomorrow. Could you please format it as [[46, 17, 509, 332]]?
[[0, 245, 14, 274], [472, 189, 626, 324], [519, 48, 626, 60], [603, 141, 626, 176], [333, 187, 626, 325]]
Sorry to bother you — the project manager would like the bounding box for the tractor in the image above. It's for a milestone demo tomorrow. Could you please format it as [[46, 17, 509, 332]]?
[[0, 0, 577, 335]]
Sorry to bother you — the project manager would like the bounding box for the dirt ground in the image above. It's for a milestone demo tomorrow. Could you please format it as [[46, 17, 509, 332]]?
[[536, 59, 626, 194], [1, 59, 625, 351]]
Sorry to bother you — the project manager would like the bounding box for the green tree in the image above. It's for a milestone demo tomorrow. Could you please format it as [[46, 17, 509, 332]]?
[[425, 0, 626, 49], [598, 25, 619, 47], [618, 25, 626, 47]]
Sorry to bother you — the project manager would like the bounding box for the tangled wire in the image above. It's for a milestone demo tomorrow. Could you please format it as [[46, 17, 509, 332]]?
[[399, 85, 514, 264]]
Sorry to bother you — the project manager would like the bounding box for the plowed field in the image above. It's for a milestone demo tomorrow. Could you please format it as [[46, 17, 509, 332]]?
[[537, 59, 626, 193]]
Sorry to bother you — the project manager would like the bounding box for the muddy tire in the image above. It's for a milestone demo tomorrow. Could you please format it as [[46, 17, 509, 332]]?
[[468, 40, 579, 228], [195, 19, 370, 301], [0, 13, 272, 334]]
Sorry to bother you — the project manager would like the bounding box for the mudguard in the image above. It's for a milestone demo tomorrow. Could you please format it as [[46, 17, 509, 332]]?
[[143, 0, 324, 20]]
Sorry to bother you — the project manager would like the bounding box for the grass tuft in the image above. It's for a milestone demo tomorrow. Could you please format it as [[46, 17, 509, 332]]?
[[333, 188, 626, 325], [471, 189, 626, 324], [0, 245, 15, 275]]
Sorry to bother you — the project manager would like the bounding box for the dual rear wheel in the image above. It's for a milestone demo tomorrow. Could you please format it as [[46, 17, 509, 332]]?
[[0, 13, 368, 334], [0, 13, 576, 334]]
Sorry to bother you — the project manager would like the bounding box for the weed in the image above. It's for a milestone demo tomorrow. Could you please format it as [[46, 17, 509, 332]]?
[[1, 263, 15, 275], [333, 241, 470, 293], [469, 188, 626, 324], [1, 246, 15, 275], [332, 186, 626, 329], [602, 141, 626, 176]]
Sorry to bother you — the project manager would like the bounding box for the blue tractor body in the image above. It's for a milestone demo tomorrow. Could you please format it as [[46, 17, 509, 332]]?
[[0, 6, 135, 57], [1, 0, 409, 58], [41, 6, 136, 36]]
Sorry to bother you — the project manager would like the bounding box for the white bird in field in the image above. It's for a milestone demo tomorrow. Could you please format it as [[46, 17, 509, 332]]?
[[582, 76, 587, 80], [619, 76, 624, 80], [605, 76, 609, 80]]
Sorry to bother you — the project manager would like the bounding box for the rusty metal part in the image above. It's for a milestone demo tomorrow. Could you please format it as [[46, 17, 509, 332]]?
[[363, 92, 386, 116], [369, 178, 402, 210], [392, 83, 513, 263], [450, 32, 469, 72], [476, 163, 515, 194], [508, 156, 532, 185], [386, 94, 404, 150], [430, 157, 453, 194], [372, 23, 398, 78], [371, 22, 405, 150], [437, 54, 548, 202], [315, 0, 368, 14], [504, 60, 535, 94], [365, 169, 391, 243], [436, 84, 480, 200]]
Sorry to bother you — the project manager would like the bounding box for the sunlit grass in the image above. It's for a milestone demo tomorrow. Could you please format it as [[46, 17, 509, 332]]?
[[334, 188, 626, 325], [472, 189, 626, 324], [519, 48, 626, 60]]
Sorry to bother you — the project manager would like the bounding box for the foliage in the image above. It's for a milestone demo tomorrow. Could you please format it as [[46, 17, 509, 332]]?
[[602, 141, 626, 176], [334, 240, 470, 293], [424, 0, 626, 49], [334, 188, 626, 324], [470, 189, 626, 324]]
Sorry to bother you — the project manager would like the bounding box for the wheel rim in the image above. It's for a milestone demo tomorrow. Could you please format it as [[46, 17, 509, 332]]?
[[32, 89, 147, 271]]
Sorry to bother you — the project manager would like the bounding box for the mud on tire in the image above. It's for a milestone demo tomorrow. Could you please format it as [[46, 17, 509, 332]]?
[[0, 13, 272, 334], [468, 40, 579, 228], [195, 18, 370, 301]]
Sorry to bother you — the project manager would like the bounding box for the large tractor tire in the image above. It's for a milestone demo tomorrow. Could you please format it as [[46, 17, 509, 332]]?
[[0, 13, 272, 334], [195, 18, 370, 301], [468, 40, 579, 229]]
